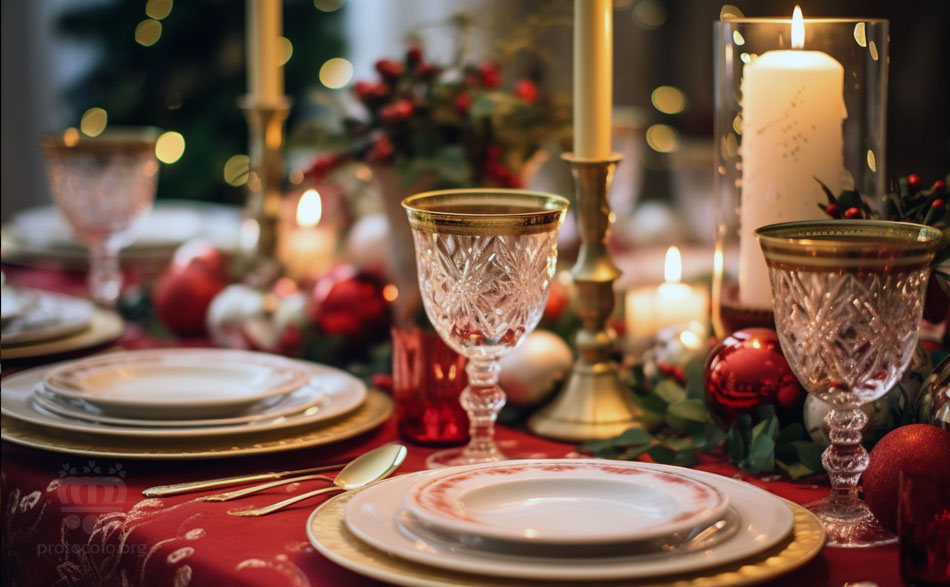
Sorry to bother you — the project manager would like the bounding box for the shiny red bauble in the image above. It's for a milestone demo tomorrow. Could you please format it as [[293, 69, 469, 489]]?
[[154, 264, 227, 338], [309, 266, 392, 347], [862, 424, 950, 533], [704, 328, 806, 428]]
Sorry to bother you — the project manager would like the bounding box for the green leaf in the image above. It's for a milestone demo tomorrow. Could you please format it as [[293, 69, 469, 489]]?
[[610, 427, 653, 446], [777, 422, 805, 444], [647, 444, 676, 464], [667, 398, 707, 422], [792, 440, 824, 472], [776, 460, 818, 480], [470, 95, 496, 117], [638, 393, 669, 415], [724, 425, 745, 463], [747, 433, 775, 472], [579, 438, 613, 453], [673, 448, 699, 467], [684, 359, 706, 399], [655, 380, 687, 404], [621, 444, 653, 460], [815, 176, 838, 204]]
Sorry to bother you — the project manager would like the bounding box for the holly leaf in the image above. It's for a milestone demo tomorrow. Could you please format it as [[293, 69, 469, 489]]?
[[611, 426, 653, 446], [791, 440, 824, 472], [667, 398, 707, 422], [647, 444, 676, 464], [684, 359, 706, 399], [654, 380, 687, 404], [747, 432, 775, 472], [777, 422, 805, 444], [724, 424, 745, 463]]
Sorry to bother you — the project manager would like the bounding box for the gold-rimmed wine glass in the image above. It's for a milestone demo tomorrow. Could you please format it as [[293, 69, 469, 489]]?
[[43, 128, 160, 306], [756, 220, 941, 547], [403, 189, 569, 468]]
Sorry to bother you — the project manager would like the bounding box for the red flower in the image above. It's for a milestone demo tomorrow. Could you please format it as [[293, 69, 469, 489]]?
[[380, 100, 414, 124], [514, 79, 538, 103], [454, 91, 473, 114], [303, 154, 344, 182], [406, 44, 423, 66], [415, 61, 439, 79], [478, 62, 501, 89], [353, 80, 389, 103], [366, 135, 394, 163], [375, 59, 404, 82]]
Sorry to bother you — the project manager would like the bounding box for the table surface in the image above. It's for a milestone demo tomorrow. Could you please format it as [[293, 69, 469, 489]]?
[[0, 265, 902, 587]]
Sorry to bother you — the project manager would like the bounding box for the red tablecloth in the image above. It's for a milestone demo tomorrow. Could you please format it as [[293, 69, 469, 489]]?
[[0, 266, 902, 587]]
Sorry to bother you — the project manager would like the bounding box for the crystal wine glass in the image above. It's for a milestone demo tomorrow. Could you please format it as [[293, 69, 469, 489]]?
[[404, 189, 568, 468], [43, 128, 160, 306], [756, 220, 941, 547]]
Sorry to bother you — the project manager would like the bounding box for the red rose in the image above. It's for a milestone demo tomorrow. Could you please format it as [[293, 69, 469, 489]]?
[[478, 62, 501, 89], [380, 100, 414, 124], [454, 91, 473, 114], [353, 80, 388, 103], [375, 59, 404, 82], [514, 79, 538, 103]]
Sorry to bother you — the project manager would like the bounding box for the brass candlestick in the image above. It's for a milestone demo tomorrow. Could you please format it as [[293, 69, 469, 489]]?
[[239, 96, 291, 264], [528, 153, 649, 442]]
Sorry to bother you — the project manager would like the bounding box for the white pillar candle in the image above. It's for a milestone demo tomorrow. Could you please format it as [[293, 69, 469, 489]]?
[[573, 0, 612, 158], [626, 247, 709, 340], [278, 189, 335, 281], [247, 0, 283, 104], [738, 6, 846, 308]]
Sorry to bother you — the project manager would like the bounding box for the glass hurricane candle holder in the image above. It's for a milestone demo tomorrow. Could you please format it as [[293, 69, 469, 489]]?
[[43, 128, 160, 306], [756, 220, 940, 547], [712, 13, 888, 337], [403, 189, 568, 468]]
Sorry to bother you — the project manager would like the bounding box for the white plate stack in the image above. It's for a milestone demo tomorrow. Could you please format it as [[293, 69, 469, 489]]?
[[308, 459, 827, 586], [0, 348, 385, 458]]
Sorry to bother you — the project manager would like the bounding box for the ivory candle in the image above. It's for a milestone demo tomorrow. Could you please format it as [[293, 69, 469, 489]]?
[[246, 0, 283, 104], [573, 0, 612, 158], [278, 189, 335, 281], [738, 6, 846, 308], [626, 247, 709, 340]]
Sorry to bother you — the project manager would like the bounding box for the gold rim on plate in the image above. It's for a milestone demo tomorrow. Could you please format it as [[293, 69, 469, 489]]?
[[0, 389, 393, 460], [402, 189, 569, 236], [307, 487, 826, 587], [1, 308, 124, 360]]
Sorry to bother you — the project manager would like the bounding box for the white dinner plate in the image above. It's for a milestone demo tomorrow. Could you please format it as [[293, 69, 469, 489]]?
[[340, 462, 795, 581], [404, 460, 729, 545], [32, 382, 326, 428], [1, 288, 94, 345], [43, 348, 312, 419], [0, 308, 123, 361], [1, 359, 366, 438]]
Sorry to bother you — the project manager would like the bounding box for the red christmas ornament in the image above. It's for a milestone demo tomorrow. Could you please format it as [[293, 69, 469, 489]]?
[[309, 266, 392, 348], [514, 79, 539, 103], [154, 261, 227, 338], [704, 328, 806, 428], [862, 424, 950, 533], [477, 62, 501, 89]]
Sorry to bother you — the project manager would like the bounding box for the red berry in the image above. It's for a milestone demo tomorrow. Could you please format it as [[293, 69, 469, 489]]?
[[934, 180, 947, 193], [933, 198, 946, 211], [380, 100, 414, 124], [478, 62, 501, 89], [353, 80, 388, 103], [454, 91, 473, 114], [415, 62, 439, 79], [406, 44, 423, 66], [365, 135, 394, 163], [374, 59, 404, 82], [907, 173, 921, 190], [514, 79, 538, 103], [824, 203, 841, 219], [844, 207, 862, 219]]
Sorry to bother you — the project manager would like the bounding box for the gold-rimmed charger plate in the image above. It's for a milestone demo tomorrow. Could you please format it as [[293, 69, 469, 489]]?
[[307, 490, 825, 587], [0, 389, 392, 460], [1, 308, 123, 360]]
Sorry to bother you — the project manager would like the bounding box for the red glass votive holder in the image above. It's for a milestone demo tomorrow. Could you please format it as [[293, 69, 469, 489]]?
[[899, 471, 950, 586], [391, 327, 469, 446]]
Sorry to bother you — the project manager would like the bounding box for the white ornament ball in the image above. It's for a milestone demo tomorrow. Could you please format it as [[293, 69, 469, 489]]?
[[206, 285, 266, 349], [345, 214, 390, 272], [498, 330, 574, 407]]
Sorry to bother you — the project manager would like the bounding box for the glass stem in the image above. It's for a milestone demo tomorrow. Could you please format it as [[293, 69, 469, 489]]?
[[88, 241, 122, 307], [460, 357, 505, 460], [822, 406, 869, 516]]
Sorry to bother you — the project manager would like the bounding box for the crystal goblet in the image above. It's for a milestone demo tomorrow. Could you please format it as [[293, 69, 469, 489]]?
[[43, 128, 160, 306], [403, 189, 568, 468], [756, 220, 942, 547]]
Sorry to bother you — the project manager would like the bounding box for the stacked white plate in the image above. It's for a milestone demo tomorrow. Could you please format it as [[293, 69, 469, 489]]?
[[308, 458, 823, 584], [1, 348, 367, 442], [1, 286, 123, 360]]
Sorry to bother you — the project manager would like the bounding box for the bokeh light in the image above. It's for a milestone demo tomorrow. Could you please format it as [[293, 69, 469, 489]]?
[[80, 108, 108, 137], [319, 58, 354, 89], [645, 124, 681, 153], [145, 0, 173, 20], [223, 154, 250, 186], [651, 86, 687, 115], [720, 4, 744, 19], [632, 0, 666, 30], [135, 19, 162, 47], [279, 37, 293, 66], [155, 131, 185, 164], [62, 127, 80, 147], [314, 0, 344, 12]]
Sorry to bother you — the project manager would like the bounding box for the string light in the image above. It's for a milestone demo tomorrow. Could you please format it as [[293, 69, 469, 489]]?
[[135, 19, 162, 46], [80, 108, 107, 137], [651, 86, 687, 115], [155, 131, 185, 164], [145, 0, 173, 20], [319, 58, 353, 89], [645, 124, 681, 153]]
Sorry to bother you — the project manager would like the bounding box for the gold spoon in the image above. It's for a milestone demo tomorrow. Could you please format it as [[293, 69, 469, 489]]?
[[227, 444, 407, 517]]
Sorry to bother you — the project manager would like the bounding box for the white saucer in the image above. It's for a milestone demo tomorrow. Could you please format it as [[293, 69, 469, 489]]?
[[32, 382, 326, 428], [43, 348, 312, 419], [340, 464, 795, 581], [405, 460, 729, 545], [1, 359, 366, 438]]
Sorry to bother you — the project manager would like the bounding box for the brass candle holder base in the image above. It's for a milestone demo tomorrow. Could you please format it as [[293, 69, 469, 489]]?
[[239, 95, 291, 267], [528, 153, 649, 442]]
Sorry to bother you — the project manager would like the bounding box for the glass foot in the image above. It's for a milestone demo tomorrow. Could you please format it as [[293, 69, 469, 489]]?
[[806, 497, 897, 547], [425, 441, 577, 469]]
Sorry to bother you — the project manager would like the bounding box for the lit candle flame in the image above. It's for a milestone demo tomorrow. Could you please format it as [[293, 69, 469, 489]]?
[[791, 5, 804, 49], [664, 246, 682, 283], [296, 189, 322, 227]]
